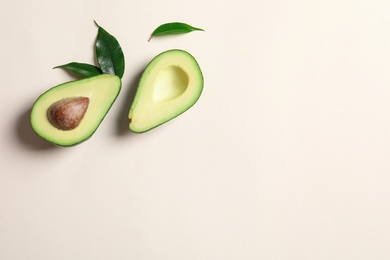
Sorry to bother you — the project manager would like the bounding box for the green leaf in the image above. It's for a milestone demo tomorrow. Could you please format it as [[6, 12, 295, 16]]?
[[54, 62, 103, 78], [95, 21, 125, 79], [149, 22, 204, 41]]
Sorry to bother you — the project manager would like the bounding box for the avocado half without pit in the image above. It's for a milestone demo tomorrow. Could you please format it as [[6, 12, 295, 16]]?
[[129, 49, 204, 133], [30, 74, 121, 146]]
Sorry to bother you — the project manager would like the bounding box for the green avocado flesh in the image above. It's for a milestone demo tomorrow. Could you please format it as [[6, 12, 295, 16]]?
[[129, 49, 203, 133], [31, 74, 121, 146]]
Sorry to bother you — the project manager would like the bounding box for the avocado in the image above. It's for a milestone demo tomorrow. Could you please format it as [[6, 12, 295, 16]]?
[[31, 74, 121, 146], [128, 49, 203, 132]]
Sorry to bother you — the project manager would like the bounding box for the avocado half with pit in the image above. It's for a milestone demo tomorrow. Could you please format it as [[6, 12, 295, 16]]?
[[31, 74, 121, 146], [129, 49, 203, 132]]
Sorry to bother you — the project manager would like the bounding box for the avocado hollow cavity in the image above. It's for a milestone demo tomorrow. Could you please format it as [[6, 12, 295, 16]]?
[[47, 97, 89, 131], [153, 65, 189, 103]]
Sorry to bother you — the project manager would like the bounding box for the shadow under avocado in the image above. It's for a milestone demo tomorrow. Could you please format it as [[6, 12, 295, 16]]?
[[15, 108, 58, 151], [116, 68, 145, 136]]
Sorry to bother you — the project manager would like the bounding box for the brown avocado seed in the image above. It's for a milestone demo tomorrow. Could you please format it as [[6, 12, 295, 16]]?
[[47, 97, 89, 131]]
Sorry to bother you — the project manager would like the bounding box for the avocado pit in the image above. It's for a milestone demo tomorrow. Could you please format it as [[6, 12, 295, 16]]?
[[47, 97, 89, 131]]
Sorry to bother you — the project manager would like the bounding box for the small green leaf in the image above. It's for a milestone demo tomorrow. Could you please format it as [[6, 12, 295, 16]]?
[[95, 21, 125, 79], [54, 62, 102, 78], [148, 22, 204, 41]]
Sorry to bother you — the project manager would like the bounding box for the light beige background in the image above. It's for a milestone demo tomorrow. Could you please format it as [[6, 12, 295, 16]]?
[[1, 0, 390, 259]]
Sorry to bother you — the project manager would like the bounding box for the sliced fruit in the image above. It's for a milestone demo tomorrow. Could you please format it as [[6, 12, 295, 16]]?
[[31, 74, 121, 146], [129, 49, 203, 133]]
